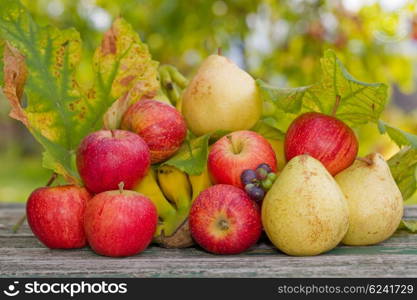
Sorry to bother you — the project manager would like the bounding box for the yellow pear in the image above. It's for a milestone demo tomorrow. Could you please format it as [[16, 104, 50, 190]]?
[[335, 153, 403, 246], [262, 155, 349, 256], [182, 55, 262, 136]]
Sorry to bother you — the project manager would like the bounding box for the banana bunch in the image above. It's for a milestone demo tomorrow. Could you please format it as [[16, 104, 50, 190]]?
[[158, 65, 188, 111], [137, 65, 210, 248], [134, 165, 211, 248]]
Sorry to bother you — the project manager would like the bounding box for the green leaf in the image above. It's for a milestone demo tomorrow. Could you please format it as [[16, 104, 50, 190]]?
[[306, 50, 388, 126], [257, 79, 308, 115], [388, 147, 417, 200], [256, 80, 309, 133], [378, 120, 417, 148], [251, 119, 285, 140], [379, 121, 417, 201], [257, 49, 388, 129], [0, 1, 159, 183], [163, 134, 210, 176], [398, 220, 417, 233]]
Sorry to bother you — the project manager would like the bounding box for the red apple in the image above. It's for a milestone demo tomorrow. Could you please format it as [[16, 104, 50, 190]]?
[[189, 184, 262, 254], [84, 188, 157, 257], [121, 99, 187, 163], [76, 129, 150, 194], [208, 130, 277, 188], [27, 185, 91, 249], [284, 112, 358, 175]]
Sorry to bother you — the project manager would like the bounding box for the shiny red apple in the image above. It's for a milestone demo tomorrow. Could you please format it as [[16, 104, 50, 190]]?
[[121, 99, 187, 163], [84, 189, 157, 257], [208, 130, 277, 188], [284, 112, 358, 175], [76, 129, 150, 194], [27, 185, 91, 249], [189, 184, 262, 254]]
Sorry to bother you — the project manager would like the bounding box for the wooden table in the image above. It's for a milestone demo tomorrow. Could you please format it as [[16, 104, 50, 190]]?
[[1, 203, 417, 277]]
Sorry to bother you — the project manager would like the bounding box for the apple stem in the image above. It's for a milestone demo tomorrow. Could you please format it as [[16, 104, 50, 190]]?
[[110, 130, 116, 138], [226, 135, 240, 154], [217, 47, 222, 56], [331, 95, 341, 117], [356, 157, 373, 166], [118, 181, 125, 194], [13, 172, 58, 234], [46, 172, 58, 187]]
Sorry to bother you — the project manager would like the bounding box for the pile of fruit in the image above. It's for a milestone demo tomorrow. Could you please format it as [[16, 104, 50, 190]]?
[[19, 54, 406, 257], [1, 3, 416, 258]]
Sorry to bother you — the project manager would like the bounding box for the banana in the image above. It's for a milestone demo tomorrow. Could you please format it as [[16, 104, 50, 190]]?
[[157, 165, 191, 213], [168, 65, 189, 88], [189, 167, 212, 202], [135, 165, 205, 246], [134, 168, 180, 236], [175, 93, 183, 113], [154, 89, 172, 105], [158, 66, 171, 86], [168, 84, 181, 106], [158, 65, 176, 105], [134, 168, 176, 220], [158, 65, 188, 108]]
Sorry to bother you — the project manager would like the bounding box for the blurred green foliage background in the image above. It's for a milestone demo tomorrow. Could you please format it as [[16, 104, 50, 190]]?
[[1, 0, 417, 203]]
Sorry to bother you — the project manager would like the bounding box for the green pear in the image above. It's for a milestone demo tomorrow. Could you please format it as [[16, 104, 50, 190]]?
[[181, 55, 262, 136], [262, 155, 349, 256], [335, 153, 403, 246]]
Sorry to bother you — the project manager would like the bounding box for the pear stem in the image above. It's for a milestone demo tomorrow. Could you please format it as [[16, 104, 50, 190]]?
[[13, 172, 58, 234], [331, 95, 341, 117], [217, 47, 223, 56], [356, 157, 373, 165]]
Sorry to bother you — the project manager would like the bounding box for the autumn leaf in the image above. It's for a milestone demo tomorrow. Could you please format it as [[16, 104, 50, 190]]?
[[97, 18, 159, 129], [0, 38, 4, 86], [2, 43, 28, 126], [0, 0, 159, 182]]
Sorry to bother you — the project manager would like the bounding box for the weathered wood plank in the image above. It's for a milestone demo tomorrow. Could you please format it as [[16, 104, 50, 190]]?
[[1, 204, 417, 277], [1, 231, 417, 254], [1, 247, 417, 277]]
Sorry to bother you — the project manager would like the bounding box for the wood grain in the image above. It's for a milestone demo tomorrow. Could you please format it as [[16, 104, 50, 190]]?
[[1, 203, 417, 277]]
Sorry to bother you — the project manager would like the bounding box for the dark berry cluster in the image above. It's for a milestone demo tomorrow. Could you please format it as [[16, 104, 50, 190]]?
[[240, 163, 277, 203]]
